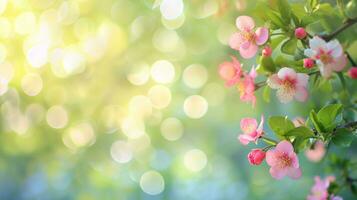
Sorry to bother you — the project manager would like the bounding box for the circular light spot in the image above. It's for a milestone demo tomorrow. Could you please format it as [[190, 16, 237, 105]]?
[[111, 140, 133, 164], [68, 123, 95, 148], [25, 103, 45, 124], [152, 29, 179, 52], [160, 117, 183, 141], [121, 116, 145, 139], [182, 64, 208, 89], [46, 105, 68, 129], [161, 13, 185, 30], [160, 0, 184, 20], [183, 95, 208, 119], [26, 44, 48, 68], [21, 73, 43, 96], [0, 62, 14, 82], [184, 149, 207, 172], [15, 12, 36, 35], [128, 95, 152, 118], [151, 60, 175, 84], [62, 49, 86, 75], [140, 171, 165, 195], [148, 85, 171, 109], [127, 63, 150, 85]]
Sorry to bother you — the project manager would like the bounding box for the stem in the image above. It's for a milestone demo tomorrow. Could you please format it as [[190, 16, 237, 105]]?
[[346, 51, 357, 66], [321, 18, 357, 41], [261, 136, 278, 145]]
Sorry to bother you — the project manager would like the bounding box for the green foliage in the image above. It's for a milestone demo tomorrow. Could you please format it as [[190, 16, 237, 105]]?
[[304, 0, 320, 13], [268, 116, 295, 137], [277, 0, 292, 25], [332, 128, 354, 147], [286, 126, 315, 151], [259, 56, 276, 73], [281, 38, 298, 55], [317, 104, 343, 132]]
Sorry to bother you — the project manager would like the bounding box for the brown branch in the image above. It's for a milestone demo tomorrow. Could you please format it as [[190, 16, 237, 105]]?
[[321, 18, 357, 41]]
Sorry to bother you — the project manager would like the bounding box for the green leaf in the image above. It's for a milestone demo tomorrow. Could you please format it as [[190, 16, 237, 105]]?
[[281, 38, 298, 55], [268, 116, 295, 136], [285, 126, 314, 138], [317, 104, 343, 132], [263, 86, 271, 103], [259, 56, 276, 72], [332, 128, 354, 147], [277, 0, 292, 25], [309, 110, 324, 133], [267, 11, 285, 30], [305, 0, 320, 13]]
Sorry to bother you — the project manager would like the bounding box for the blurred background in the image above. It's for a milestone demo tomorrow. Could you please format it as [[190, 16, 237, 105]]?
[[0, 0, 356, 199]]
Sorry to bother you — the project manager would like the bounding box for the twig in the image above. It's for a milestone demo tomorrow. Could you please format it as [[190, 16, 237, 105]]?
[[346, 51, 357, 66], [321, 18, 357, 41]]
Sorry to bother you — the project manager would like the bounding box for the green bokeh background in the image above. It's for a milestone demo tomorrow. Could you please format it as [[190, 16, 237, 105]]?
[[0, 0, 356, 199]]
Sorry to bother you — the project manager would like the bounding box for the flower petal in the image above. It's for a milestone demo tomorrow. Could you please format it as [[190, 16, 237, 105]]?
[[304, 49, 317, 58], [331, 54, 347, 72], [236, 15, 255, 31], [296, 73, 309, 87], [276, 87, 294, 103], [294, 86, 308, 102], [255, 27, 269, 45], [239, 43, 258, 59], [257, 115, 264, 134], [266, 150, 277, 166], [327, 39, 343, 58], [269, 167, 287, 180], [240, 118, 258, 134], [309, 36, 326, 51], [318, 63, 333, 78], [287, 167, 302, 179], [267, 74, 281, 89], [276, 140, 294, 154], [238, 134, 253, 145], [229, 32, 245, 50], [277, 67, 297, 80]]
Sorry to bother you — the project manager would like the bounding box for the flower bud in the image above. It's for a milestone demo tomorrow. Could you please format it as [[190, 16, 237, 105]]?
[[348, 67, 357, 79], [303, 58, 315, 69], [262, 46, 272, 57], [295, 27, 307, 39], [247, 149, 266, 165]]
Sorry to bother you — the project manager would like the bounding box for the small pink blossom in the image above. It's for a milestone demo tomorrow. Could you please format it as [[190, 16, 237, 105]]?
[[304, 36, 347, 78], [305, 140, 326, 162], [293, 117, 306, 127], [304, 58, 315, 69], [307, 176, 337, 200], [262, 46, 272, 57], [266, 140, 301, 180], [347, 67, 357, 79], [229, 15, 269, 59], [238, 115, 264, 145], [295, 27, 307, 39], [218, 56, 243, 87], [267, 67, 309, 103], [248, 149, 266, 165], [237, 66, 257, 107]]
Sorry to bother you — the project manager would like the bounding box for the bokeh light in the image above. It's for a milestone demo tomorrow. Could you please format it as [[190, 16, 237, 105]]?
[[140, 170, 165, 195], [184, 149, 208, 172], [160, 117, 184, 141], [46, 105, 68, 129], [148, 85, 172, 109], [151, 60, 175, 84], [183, 95, 208, 119], [183, 64, 208, 89]]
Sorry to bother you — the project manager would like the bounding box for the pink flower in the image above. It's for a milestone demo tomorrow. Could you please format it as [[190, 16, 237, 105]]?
[[307, 176, 336, 200], [218, 56, 243, 87], [304, 36, 347, 78], [266, 140, 301, 180], [295, 27, 307, 39], [237, 66, 257, 107], [247, 149, 266, 165], [347, 67, 357, 79], [267, 67, 309, 103], [305, 140, 326, 162], [262, 46, 272, 57], [304, 58, 315, 69], [293, 117, 306, 127], [229, 15, 269, 59], [238, 115, 264, 145]]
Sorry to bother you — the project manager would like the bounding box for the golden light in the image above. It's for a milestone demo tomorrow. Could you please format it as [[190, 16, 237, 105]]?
[[121, 116, 146, 139], [153, 29, 180, 53], [148, 85, 172, 109], [0, 62, 14, 82], [160, 117, 184, 141], [140, 170, 165, 195], [68, 123, 96, 148], [183, 149, 207, 172], [0, 43, 7, 63], [26, 43, 49, 68], [46, 105, 69, 129], [160, 0, 184, 20], [182, 64, 208, 89], [128, 95, 152, 119], [21, 73, 43, 96], [15, 12, 36, 35], [151, 60, 175, 84], [110, 140, 133, 164], [127, 63, 150, 86], [183, 95, 208, 119]]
